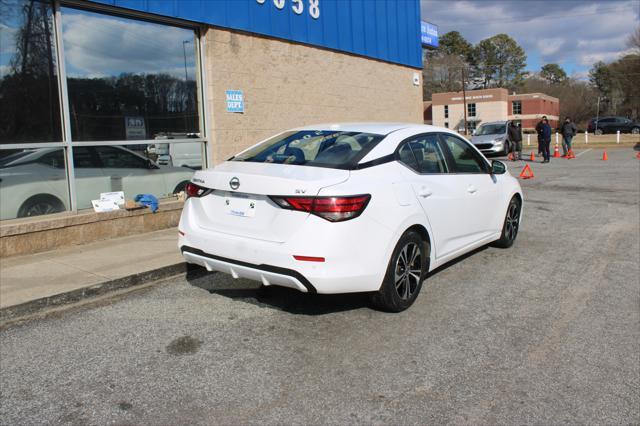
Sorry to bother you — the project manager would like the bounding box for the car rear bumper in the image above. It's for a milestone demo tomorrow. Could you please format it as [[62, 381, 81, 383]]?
[[181, 246, 315, 293], [178, 199, 394, 294]]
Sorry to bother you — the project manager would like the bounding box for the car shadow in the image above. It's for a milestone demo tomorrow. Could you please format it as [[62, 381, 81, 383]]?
[[185, 245, 490, 316], [186, 266, 371, 316], [425, 245, 488, 279]]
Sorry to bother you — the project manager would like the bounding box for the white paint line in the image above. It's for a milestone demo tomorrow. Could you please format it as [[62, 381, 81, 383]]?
[[576, 149, 593, 157]]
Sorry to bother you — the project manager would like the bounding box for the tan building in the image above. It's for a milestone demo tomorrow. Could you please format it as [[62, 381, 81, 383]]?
[[425, 88, 559, 132], [205, 29, 424, 164]]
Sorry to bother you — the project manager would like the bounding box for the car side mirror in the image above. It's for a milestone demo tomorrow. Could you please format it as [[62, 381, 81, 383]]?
[[491, 160, 507, 175]]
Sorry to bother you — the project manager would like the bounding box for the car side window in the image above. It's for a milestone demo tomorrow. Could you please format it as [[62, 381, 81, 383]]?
[[397, 134, 448, 174], [73, 147, 100, 168], [38, 150, 65, 169], [439, 134, 487, 174], [398, 143, 419, 171], [95, 146, 148, 169]]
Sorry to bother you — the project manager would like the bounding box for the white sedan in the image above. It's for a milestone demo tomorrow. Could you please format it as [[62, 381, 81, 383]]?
[[179, 123, 523, 312], [0, 146, 194, 220]]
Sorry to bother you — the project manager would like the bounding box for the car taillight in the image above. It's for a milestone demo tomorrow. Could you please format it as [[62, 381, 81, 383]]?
[[269, 195, 371, 222], [185, 182, 211, 198]]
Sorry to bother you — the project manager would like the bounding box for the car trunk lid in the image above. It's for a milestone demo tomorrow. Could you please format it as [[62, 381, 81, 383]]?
[[188, 162, 349, 242]]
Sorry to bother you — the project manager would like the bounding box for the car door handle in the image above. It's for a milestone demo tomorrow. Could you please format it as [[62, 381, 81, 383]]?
[[467, 185, 478, 194], [418, 187, 433, 198]]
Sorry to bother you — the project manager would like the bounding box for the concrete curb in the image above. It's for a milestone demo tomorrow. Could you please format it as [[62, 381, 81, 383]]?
[[0, 262, 207, 325]]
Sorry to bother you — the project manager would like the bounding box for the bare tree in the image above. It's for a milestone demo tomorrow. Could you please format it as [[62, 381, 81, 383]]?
[[628, 26, 640, 53]]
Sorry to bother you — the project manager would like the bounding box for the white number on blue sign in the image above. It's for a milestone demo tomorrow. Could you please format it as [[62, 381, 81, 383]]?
[[256, 0, 319, 19], [292, 0, 303, 14], [308, 0, 319, 19]]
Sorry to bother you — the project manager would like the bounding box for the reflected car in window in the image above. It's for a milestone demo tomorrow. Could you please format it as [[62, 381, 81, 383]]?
[[179, 123, 524, 312], [0, 146, 194, 220]]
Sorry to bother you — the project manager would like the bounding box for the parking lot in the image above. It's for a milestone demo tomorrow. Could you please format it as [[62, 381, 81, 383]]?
[[1, 148, 638, 425]]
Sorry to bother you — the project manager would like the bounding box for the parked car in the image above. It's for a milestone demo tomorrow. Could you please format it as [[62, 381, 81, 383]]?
[[0, 146, 194, 220], [179, 123, 523, 312], [587, 116, 640, 135], [470, 121, 511, 155]]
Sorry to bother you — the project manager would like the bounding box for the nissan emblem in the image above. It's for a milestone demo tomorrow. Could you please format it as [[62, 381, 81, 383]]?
[[229, 177, 240, 190]]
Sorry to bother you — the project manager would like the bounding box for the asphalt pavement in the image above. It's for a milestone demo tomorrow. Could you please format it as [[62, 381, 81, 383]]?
[[1, 148, 638, 425]]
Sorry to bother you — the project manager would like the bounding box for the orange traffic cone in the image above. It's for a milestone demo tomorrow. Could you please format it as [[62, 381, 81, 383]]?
[[567, 149, 575, 159], [530, 151, 535, 161], [602, 150, 608, 161], [553, 145, 561, 158], [519, 164, 534, 179], [507, 152, 514, 161]]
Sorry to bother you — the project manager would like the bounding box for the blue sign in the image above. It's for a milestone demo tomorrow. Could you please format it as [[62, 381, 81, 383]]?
[[226, 90, 244, 113], [421, 21, 439, 48], [92, 0, 423, 69]]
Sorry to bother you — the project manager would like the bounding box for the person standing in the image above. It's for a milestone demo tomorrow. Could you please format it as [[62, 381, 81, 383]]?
[[507, 121, 523, 161], [540, 118, 552, 163], [535, 116, 547, 156], [560, 116, 577, 156]]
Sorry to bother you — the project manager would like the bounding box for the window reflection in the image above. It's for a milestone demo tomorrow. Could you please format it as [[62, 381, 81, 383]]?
[[61, 8, 200, 141], [0, 148, 70, 219], [0, 0, 62, 143], [72, 144, 198, 211]]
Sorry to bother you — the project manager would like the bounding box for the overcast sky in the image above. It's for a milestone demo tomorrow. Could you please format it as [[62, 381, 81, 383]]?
[[420, 0, 640, 78]]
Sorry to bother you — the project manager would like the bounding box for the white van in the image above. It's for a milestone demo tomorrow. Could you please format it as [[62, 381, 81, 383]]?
[[151, 133, 203, 169]]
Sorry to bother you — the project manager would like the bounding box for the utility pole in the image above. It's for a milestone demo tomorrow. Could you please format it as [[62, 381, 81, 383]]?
[[462, 66, 468, 135], [595, 96, 601, 134]]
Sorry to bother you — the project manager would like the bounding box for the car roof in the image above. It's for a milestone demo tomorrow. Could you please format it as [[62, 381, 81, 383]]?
[[293, 122, 429, 135], [479, 121, 508, 125]]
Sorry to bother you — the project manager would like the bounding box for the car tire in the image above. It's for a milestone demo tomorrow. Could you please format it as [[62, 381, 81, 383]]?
[[492, 196, 521, 248], [632, 127, 640, 135], [595, 129, 603, 135], [17, 194, 65, 218], [370, 230, 428, 312], [503, 141, 511, 156]]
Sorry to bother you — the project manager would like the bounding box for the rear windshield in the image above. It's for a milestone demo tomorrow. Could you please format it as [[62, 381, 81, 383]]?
[[231, 130, 385, 169], [475, 124, 506, 135]]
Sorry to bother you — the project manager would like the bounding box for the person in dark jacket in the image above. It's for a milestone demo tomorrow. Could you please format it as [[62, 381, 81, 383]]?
[[560, 116, 577, 156], [507, 121, 523, 161], [539, 118, 552, 163], [535, 116, 547, 155]]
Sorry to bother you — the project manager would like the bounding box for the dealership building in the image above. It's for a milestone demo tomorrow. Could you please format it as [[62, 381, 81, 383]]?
[[0, 0, 425, 223], [424, 88, 560, 132]]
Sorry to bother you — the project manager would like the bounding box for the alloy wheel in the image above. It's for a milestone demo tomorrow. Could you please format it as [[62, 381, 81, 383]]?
[[505, 202, 520, 242], [25, 202, 57, 217], [394, 242, 422, 300]]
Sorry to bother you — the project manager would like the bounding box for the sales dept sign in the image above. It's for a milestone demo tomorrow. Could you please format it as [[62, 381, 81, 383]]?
[[226, 90, 244, 113]]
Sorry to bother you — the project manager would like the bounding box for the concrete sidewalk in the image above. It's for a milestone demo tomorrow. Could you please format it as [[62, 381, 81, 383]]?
[[0, 228, 186, 319]]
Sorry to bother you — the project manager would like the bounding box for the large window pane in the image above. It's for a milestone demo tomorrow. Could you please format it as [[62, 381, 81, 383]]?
[[0, 148, 70, 219], [73, 143, 198, 211], [0, 0, 62, 143], [61, 8, 199, 141]]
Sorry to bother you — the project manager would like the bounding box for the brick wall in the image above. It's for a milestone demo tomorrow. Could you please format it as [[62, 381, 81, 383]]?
[[203, 28, 423, 165]]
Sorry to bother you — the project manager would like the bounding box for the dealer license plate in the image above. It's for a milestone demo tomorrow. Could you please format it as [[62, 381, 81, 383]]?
[[224, 197, 257, 217]]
